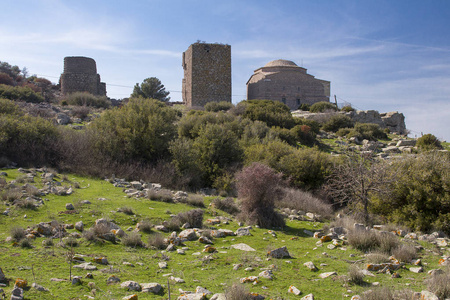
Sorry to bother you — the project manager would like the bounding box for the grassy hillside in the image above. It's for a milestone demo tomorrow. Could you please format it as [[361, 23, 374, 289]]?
[[1, 169, 448, 299]]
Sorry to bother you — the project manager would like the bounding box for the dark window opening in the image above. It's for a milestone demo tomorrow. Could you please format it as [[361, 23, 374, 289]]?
[[282, 97, 286, 104]]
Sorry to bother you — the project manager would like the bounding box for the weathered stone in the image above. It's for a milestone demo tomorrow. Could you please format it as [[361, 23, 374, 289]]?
[[141, 282, 162, 294], [74, 221, 84, 232], [158, 262, 168, 269], [240, 276, 258, 283], [93, 257, 109, 265], [0, 267, 6, 283], [268, 246, 290, 259], [71, 276, 82, 285], [73, 262, 97, 271], [300, 293, 314, 300], [195, 286, 213, 295], [319, 272, 337, 279], [198, 236, 213, 244], [169, 276, 185, 283], [404, 232, 418, 240], [409, 267, 424, 273], [122, 294, 138, 300], [210, 293, 227, 300], [303, 261, 318, 271], [231, 243, 255, 252], [420, 290, 439, 300], [107, 275, 120, 283], [31, 282, 48, 291], [288, 285, 302, 295], [427, 269, 444, 276], [121, 281, 141, 291], [179, 229, 198, 241], [154, 225, 168, 232], [258, 270, 274, 280], [235, 227, 252, 236], [14, 279, 27, 288], [177, 293, 208, 300], [10, 287, 24, 300]]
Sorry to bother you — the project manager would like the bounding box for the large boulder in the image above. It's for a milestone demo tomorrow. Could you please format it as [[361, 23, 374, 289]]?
[[141, 282, 162, 294], [268, 246, 290, 259]]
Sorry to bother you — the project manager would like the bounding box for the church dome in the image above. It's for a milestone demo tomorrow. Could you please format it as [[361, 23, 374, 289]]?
[[264, 59, 298, 67]]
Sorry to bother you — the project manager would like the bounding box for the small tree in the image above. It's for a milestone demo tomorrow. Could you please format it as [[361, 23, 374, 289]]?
[[131, 77, 170, 102], [325, 152, 395, 224], [236, 163, 285, 228]]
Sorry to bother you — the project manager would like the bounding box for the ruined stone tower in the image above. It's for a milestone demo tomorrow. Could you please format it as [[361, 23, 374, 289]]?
[[182, 42, 231, 107], [60, 56, 106, 96]]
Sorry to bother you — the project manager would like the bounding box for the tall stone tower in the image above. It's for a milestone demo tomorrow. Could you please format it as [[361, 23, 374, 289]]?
[[182, 42, 231, 108], [60, 56, 106, 96]]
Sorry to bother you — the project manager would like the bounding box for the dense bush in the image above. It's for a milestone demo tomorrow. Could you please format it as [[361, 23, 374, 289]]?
[[89, 97, 177, 163], [244, 139, 294, 170], [204, 101, 234, 112], [321, 114, 354, 132], [0, 114, 60, 166], [64, 92, 111, 108], [236, 163, 285, 228], [341, 105, 355, 112], [370, 152, 450, 234], [173, 209, 204, 228], [278, 147, 333, 190], [0, 98, 23, 115], [290, 124, 317, 145], [0, 84, 44, 103], [416, 133, 443, 150], [347, 123, 387, 140], [309, 101, 337, 113], [239, 99, 296, 129], [299, 103, 310, 111], [212, 197, 240, 215], [294, 118, 321, 134]]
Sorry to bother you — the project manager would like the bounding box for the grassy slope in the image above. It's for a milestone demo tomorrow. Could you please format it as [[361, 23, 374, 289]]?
[[0, 169, 444, 300]]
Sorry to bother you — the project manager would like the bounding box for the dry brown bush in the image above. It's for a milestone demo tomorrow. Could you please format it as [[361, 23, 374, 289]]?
[[225, 283, 253, 300], [147, 233, 166, 250], [122, 232, 145, 248], [426, 267, 450, 299], [392, 243, 417, 262], [212, 197, 240, 215], [278, 187, 333, 218], [348, 265, 365, 285]]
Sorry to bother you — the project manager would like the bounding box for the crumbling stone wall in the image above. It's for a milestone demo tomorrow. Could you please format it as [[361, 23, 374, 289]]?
[[60, 56, 106, 96], [182, 43, 231, 108]]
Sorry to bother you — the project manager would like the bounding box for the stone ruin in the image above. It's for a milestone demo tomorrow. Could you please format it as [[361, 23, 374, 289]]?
[[60, 56, 106, 96]]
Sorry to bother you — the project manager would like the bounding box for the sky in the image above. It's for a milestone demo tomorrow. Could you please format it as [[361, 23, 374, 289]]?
[[1, 0, 449, 141]]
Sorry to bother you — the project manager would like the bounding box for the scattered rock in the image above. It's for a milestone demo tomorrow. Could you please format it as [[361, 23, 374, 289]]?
[[177, 293, 208, 300], [71, 276, 82, 285], [319, 272, 337, 279], [288, 285, 302, 295], [107, 275, 121, 283], [196, 286, 213, 295], [240, 276, 258, 283], [73, 262, 97, 271], [0, 267, 6, 283], [303, 261, 318, 271], [141, 282, 162, 294], [420, 290, 439, 300], [409, 267, 424, 273], [258, 270, 274, 280], [121, 281, 141, 291], [14, 279, 27, 288], [231, 243, 255, 252], [10, 286, 24, 300], [268, 246, 290, 259], [75, 221, 84, 232], [158, 262, 168, 269], [122, 295, 138, 300], [235, 227, 252, 236], [31, 282, 49, 292], [301, 294, 314, 300], [210, 294, 227, 300]]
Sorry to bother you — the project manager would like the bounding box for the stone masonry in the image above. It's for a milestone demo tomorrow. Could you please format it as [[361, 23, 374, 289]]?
[[60, 56, 106, 96], [247, 59, 330, 110], [182, 42, 231, 108]]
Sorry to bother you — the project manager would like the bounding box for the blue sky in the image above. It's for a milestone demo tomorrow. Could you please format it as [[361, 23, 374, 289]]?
[[1, 0, 449, 141]]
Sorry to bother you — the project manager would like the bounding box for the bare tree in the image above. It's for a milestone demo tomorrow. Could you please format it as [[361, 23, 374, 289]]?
[[325, 151, 396, 224]]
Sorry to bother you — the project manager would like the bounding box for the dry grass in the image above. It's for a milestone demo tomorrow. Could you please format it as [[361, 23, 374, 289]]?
[[225, 283, 253, 300], [366, 252, 390, 264], [10, 226, 26, 242], [212, 197, 240, 215], [122, 232, 145, 248], [138, 220, 153, 234], [147, 233, 166, 250], [1, 187, 22, 202], [15, 198, 37, 210], [361, 287, 395, 300], [185, 194, 205, 207], [148, 189, 173, 203], [278, 187, 333, 218], [19, 238, 33, 249], [348, 265, 365, 285], [119, 206, 135, 216], [426, 268, 450, 299], [377, 232, 400, 254], [347, 229, 381, 252], [392, 243, 417, 262]]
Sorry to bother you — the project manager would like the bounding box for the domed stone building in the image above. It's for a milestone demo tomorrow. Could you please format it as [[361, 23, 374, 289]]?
[[246, 59, 330, 110]]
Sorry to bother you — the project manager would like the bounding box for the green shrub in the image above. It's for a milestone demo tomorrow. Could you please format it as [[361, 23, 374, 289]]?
[[204, 101, 234, 112], [322, 114, 354, 132], [90, 98, 177, 163], [341, 105, 355, 112], [299, 103, 310, 111], [309, 101, 337, 113], [64, 92, 111, 108], [416, 133, 443, 150], [269, 126, 297, 145], [347, 123, 387, 141], [290, 124, 317, 145], [240, 99, 296, 129], [244, 139, 294, 169], [0, 98, 23, 115], [236, 163, 285, 228], [294, 118, 321, 134], [371, 152, 450, 234], [0, 84, 44, 103], [278, 147, 333, 190], [0, 114, 59, 166], [336, 128, 352, 137]]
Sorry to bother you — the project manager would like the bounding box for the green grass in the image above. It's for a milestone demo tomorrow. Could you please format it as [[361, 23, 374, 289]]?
[[0, 168, 444, 299]]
